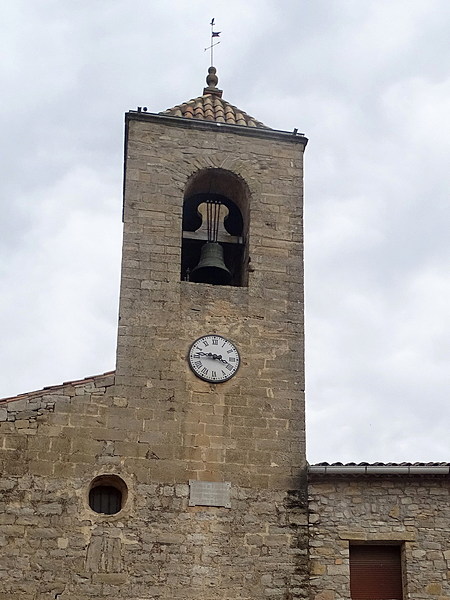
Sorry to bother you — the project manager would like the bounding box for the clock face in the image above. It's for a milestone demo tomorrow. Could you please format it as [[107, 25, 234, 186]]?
[[188, 335, 240, 383]]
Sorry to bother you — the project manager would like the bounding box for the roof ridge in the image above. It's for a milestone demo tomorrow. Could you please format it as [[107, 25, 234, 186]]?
[[309, 461, 450, 467]]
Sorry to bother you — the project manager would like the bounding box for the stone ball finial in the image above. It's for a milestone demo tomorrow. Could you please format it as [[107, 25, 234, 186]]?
[[206, 66, 219, 89], [203, 66, 222, 98]]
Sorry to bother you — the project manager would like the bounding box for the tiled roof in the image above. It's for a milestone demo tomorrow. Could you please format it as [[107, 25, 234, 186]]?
[[311, 461, 450, 467], [159, 67, 269, 130]]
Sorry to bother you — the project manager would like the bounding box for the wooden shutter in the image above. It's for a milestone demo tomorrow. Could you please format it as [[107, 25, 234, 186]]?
[[349, 545, 403, 600]]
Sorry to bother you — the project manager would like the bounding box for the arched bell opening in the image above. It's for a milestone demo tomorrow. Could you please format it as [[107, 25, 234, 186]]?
[[181, 169, 250, 287]]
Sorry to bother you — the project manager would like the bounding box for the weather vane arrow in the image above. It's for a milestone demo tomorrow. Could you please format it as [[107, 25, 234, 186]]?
[[204, 17, 221, 66]]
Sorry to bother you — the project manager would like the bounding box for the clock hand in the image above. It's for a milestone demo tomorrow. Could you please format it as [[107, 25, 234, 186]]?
[[196, 352, 233, 367], [211, 353, 228, 362], [216, 356, 232, 366], [193, 351, 221, 359]]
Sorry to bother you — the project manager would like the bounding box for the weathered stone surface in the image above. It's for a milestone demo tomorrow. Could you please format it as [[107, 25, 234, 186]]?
[[0, 112, 308, 599], [309, 476, 450, 599], [6, 103, 449, 600]]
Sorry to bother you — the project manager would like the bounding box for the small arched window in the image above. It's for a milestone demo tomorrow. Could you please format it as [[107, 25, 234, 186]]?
[[88, 475, 127, 515], [181, 168, 249, 287]]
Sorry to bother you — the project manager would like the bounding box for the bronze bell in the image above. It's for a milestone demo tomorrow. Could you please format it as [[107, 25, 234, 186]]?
[[190, 242, 231, 285]]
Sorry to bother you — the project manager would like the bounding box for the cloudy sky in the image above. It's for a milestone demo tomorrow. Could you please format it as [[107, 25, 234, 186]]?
[[1, 0, 449, 464]]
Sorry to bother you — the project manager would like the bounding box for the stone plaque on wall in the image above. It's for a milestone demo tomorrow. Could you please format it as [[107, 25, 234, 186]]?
[[189, 480, 231, 508]]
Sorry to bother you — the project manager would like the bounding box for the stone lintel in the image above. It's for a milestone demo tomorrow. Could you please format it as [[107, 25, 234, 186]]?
[[339, 531, 416, 542]]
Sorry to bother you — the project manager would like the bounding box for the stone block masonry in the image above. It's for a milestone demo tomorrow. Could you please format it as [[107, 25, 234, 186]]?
[[116, 114, 307, 492], [2, 98, 448, 600], [0, 374, 308, 599], [0, 110, 308, 599], [309, 475, 450, 600]]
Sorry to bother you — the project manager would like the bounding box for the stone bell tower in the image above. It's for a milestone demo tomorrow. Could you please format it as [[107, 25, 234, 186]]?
[[115, 67, 309, 598]]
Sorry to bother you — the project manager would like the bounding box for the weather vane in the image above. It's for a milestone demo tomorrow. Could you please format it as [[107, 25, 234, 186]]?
[[204, 17, 221, 66]]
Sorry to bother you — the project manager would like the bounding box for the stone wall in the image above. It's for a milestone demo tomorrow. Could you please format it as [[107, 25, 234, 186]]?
[[115, 114, 306, 490], [0, 112, 309, 599], [0, 376, 307, 599], [309, 475, 450, 600], [113, 113, 309, 598]]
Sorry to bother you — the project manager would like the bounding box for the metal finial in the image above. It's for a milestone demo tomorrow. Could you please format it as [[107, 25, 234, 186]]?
[[203, 19, 223, 97], [204, 18, 221, 67]]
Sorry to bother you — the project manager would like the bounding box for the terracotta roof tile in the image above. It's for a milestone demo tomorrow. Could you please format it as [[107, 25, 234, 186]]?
[[160, 67, 270, 130], [311, 461, 450, 467], [309, 461, 450, 476]]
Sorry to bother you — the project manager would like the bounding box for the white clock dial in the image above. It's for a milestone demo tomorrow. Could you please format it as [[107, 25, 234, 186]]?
[[188, 335, 240, 383]]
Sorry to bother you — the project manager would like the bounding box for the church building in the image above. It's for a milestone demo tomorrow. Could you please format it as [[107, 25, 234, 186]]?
[[0, 67, 448, 600]]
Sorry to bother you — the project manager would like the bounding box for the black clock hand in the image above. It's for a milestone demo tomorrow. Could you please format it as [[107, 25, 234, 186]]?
[[216, 356, 232, 366], [211, 353, 228, 363], [195, 351, 233, 367], [193, 352, 223, 360]]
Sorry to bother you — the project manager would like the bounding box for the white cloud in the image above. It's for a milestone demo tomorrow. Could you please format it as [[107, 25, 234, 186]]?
[[0, 0, 449, 463]]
